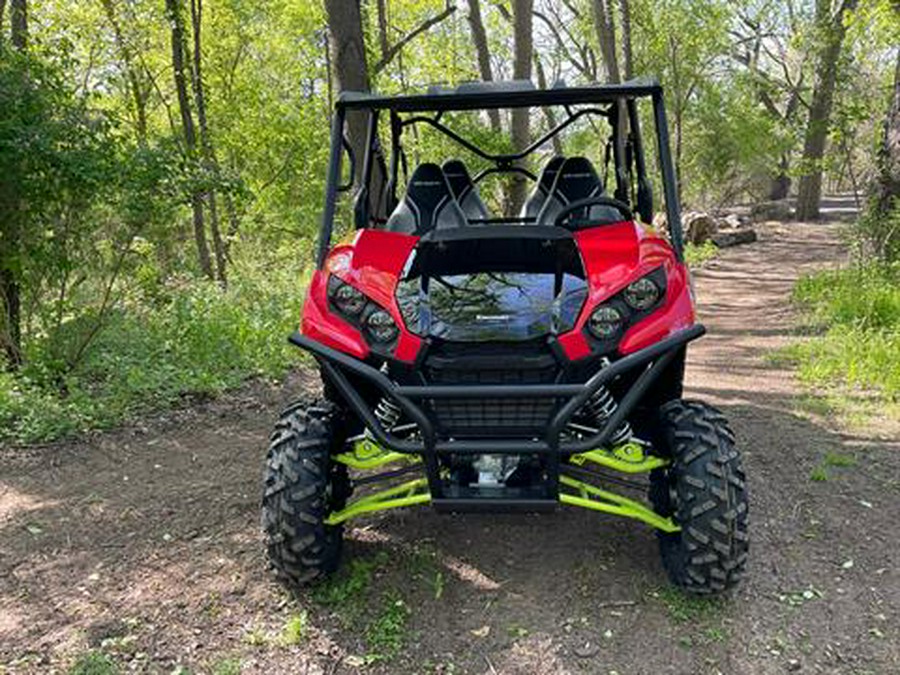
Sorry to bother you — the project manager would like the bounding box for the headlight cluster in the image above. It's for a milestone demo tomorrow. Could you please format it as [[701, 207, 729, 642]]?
[[327, 276, 399, 344], [586, 268, 666, 341]]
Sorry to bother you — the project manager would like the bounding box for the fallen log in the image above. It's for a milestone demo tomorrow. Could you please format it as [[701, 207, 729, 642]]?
[[711, 228, 758, 248]]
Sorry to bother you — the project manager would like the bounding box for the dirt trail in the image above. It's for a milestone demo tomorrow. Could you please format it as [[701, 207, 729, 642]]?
[[2, 222, 898, 675]]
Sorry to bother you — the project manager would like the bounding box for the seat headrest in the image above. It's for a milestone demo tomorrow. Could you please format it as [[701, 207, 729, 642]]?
[[442, 159, 490, 222], [537, 156, 565, 193], [406, 163, 454, 225], [392, 163, 466, 233], [442, 159, 475, 200], [520, 156, 566, 220], [550, 156, 604, 204]]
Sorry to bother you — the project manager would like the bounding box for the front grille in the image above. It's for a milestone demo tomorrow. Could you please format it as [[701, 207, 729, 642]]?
[[423, 340, 560, 437]]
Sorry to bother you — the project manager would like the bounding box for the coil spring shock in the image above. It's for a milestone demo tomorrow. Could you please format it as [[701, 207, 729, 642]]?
[[583, 385, 633, 446], [373, 396, 402, 432]]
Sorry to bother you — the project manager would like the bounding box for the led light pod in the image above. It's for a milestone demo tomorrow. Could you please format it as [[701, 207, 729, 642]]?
[[588, 305, 623, 339]]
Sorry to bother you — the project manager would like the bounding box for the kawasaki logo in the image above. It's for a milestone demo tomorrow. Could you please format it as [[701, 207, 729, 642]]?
[[476, 314, 511, 322]]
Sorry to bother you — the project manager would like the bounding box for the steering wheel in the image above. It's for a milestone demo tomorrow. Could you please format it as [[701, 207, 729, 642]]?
[[553, 196, 633, 229]]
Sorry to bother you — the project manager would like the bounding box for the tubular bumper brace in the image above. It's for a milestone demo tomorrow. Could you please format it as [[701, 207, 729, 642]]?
[[288, 324, 705, 529]]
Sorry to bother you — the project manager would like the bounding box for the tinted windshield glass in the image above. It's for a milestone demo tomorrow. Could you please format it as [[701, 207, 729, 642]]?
[[397, 272, 586, 342]]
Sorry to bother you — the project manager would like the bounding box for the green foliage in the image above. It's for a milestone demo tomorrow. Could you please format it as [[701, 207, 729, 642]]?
[[810, 451, 857, 482], [278, 612, 309, 646], [684, 241, 719, 267], [809, 465, 830, 482], [312, 552, 389, 611], [857, 198, 900, 263], [210, 658, 242, 675], [68, 651, 119, 675], [654, 585, 724, 624], [2, 0, 897, 445], [787, 261, 900, 402], [0, 257, 303, 443], [365, 593, 411, 662]]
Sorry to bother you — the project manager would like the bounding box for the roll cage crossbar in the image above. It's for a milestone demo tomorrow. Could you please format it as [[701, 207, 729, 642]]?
[[399, 106, 609, 168], [316, 77, 685, 272]]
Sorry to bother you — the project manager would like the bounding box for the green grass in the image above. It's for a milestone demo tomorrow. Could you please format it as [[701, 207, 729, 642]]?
[[278, 612, 309, 646], [309, 550, 416, 662], [685, 241, 719, 267], [365, 593, 411, 662], [312, 551, 389, 617], [654, 586, 725, 624], [0, 258, 305, 444], [781, 262, 900, 410], [210, 659, 242, 675], [809, 465, 830, 482], [68, 651, 119, 675], [809, 451, 857, 482]]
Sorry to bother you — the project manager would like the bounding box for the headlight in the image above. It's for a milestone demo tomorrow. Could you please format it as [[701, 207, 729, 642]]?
[[330, 280, 366, 315], [366, 309, 399, 342], [587, 305, 623, 339], [623, 276, 661, 311]]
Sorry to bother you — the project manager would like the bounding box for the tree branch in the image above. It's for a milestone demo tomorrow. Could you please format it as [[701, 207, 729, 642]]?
[[373, 5, 457, 75], [533, 9, 592, 79]]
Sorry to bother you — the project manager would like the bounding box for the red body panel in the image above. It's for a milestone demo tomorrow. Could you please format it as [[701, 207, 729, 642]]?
[[301, 222, 696, 364], [302, 230, 422, 361]]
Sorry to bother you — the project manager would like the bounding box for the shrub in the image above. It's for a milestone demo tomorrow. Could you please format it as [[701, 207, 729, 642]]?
[[1, 257, 308, 444]]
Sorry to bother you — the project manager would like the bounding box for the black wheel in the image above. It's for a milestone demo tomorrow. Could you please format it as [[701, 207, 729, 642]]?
[[262, 400, 351, 588], [649, 399, 748, 594]]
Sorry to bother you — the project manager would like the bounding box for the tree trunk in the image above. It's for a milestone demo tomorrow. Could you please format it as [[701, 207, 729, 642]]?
[[534, 54, 563, 155], [768, 153, 791, 201], [10, 0, 24, 49], [190, 0, 227, 286], [618, 0, 633, 81], [100, 0, 148, 142], [591, 0, 628, 201], [375, 0, 390, 61], [166, 0, 213, 280], [508, 0, 532, 216], [795, 0, 858, 221], [872, 49, 900, 218], [466, 0, 501, 133], [591, 0, 620, 83], [324, 0, 370, 190], [0, 0, 27, 368]]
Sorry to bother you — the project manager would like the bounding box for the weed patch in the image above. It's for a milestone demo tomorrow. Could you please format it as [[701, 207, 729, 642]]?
[[365, 593, 411, 662], [278, 612, 309, 646], [653, 586, 726, 624], [210, 658, 242, 675], [68, 651, 119, 675], [312, 551, 389, 614], [685, 241, 719, 267]]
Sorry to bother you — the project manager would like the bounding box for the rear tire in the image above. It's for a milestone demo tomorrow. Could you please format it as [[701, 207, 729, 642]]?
[[262, 401, 350, 588], [650, 399, 748, 594]]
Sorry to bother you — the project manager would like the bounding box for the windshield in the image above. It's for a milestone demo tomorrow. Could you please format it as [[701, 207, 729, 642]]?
[[397, 271, 586, 342]]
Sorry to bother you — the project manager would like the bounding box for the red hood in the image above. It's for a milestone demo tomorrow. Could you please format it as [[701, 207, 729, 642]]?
[[307, 223, 694, 363]]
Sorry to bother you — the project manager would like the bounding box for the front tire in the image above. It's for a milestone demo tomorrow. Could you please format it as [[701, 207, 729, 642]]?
[[650, 399, 749, 594], [262, 401, 350, 588]]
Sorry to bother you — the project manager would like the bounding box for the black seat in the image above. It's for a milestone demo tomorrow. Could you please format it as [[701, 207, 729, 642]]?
[[385, 163, 468, 234], [442, 160, 490, 222], [521, 156, 565, 220], [535, 156, 621, 227]]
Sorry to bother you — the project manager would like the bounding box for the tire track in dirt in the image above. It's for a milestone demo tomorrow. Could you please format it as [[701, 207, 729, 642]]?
[[1, 222, 898, 674]]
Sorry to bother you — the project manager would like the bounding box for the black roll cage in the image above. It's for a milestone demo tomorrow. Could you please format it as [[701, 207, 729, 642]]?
[[315, 77, 685, 267]]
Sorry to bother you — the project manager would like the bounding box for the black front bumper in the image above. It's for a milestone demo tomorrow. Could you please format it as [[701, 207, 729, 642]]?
[[289, 324, 704, 457]]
